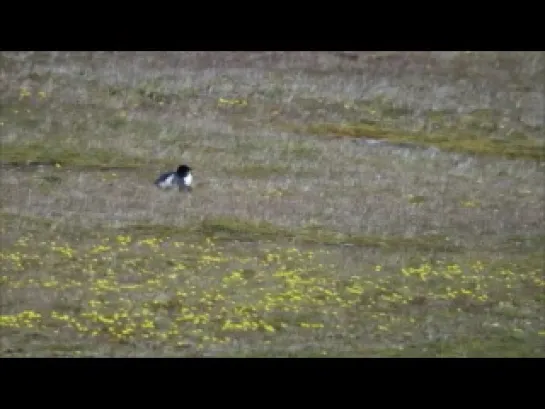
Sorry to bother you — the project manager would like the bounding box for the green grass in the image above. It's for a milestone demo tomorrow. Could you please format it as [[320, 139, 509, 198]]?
[[2, 213, 543, 357], [291, 122, 545, 161], [0, 142, 147, 169], [1, 51, 544, 357]]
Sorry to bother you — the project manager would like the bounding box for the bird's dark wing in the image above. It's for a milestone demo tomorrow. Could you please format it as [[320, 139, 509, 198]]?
[[154, 172, 171, 185]]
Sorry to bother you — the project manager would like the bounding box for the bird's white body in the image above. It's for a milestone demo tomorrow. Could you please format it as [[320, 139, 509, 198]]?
[[183, 173, 193, 187]]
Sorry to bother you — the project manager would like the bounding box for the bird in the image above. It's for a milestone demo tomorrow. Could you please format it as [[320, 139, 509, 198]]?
[[154, 164, 193, 192]]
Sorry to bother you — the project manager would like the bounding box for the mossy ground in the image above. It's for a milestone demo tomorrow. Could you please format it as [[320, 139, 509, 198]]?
[[1, 52, 544, 356]]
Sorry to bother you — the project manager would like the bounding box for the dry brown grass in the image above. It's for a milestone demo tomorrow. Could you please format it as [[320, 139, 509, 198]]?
[[1, 51, 544, 357]]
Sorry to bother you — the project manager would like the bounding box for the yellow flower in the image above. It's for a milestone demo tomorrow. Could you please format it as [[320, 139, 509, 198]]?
[[19, 87, 31, 99]]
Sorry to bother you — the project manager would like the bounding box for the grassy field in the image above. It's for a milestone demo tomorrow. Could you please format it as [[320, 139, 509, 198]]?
[[1, 51, 544, 357]]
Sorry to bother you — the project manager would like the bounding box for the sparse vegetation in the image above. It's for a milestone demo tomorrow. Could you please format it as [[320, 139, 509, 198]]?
[[1, 51, 544, 357]]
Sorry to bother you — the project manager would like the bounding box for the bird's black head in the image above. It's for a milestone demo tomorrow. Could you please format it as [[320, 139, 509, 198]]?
[[176, 164, 192, 176]]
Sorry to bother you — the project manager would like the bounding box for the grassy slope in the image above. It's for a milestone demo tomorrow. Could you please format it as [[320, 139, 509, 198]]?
[[1, 51, 544, 357]]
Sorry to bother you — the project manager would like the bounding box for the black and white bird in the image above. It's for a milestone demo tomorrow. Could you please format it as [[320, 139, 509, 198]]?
[[154, 164, 193, 192]]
